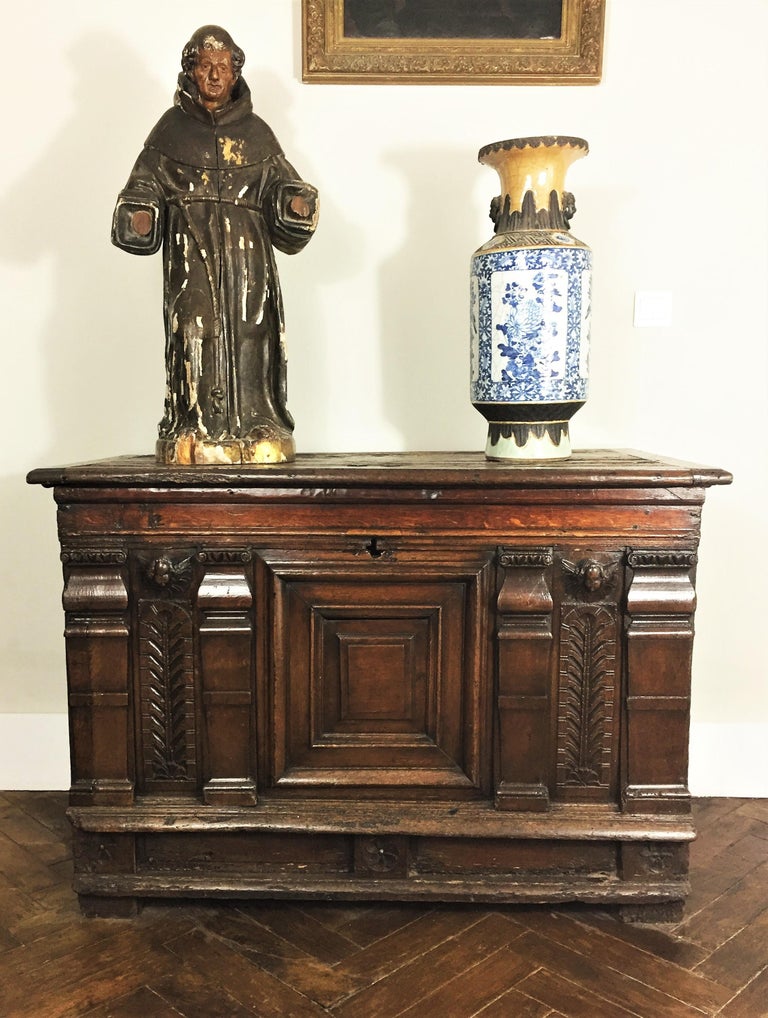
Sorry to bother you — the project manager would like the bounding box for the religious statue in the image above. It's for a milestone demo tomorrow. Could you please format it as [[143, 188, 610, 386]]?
[[112, 26, 319, 464]]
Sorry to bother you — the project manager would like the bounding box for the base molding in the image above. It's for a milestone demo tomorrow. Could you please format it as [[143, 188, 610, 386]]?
[[72, 870, 689, 911]]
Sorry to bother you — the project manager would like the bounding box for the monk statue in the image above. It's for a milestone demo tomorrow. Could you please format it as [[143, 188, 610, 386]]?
[[112, 26, 319, 464]]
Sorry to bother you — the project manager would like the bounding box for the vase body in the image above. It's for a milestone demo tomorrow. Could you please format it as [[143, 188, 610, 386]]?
[[470, 136, 591, 460]]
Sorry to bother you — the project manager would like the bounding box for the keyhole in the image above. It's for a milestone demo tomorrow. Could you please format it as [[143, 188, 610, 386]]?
[[366, 536, 384, 559]]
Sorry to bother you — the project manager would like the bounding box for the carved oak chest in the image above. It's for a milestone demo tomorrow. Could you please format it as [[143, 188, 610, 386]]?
[[28, 450, 731, 919]]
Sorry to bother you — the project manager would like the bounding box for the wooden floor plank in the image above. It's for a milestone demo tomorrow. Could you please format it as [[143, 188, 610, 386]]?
[[240, 902, 361, 965], [394, 944, 537, 1018], [0, 829, 63, 894], [0, 797, 70, 845], [292, 902, 376, 936], [691, 799, 743, 832], [732, 799, 768, 829], [331, 913, 521, 1018], [682, 832, 768, 920], [688, 809, 764, 878], [9, 790, 74, 841], [577, 910, 710, 970], [0, 800, 71, 866], [0, 910, 171, 979], [81, 984, 185, 1018], [0, 877, 38, 946], [163, 927, 330, 1017], [514, 969, 641, 1018], [6, 883, 89, 946], [509, 930, 713, 1018], [718, 966, 768, 1018], [0, 918, 196, 1018], [334, 908, 487, 986], [515, 909, 730, 1013], [329, 902, 430, 949], [677, 859, 768, 951], [704, 829, 768, 876], [148, 965, 261, 1018], [695, 905, 768, 991], [470, 984, 569, 1017], [196, 906, 364, 1006], [198, 906, 321, 962]]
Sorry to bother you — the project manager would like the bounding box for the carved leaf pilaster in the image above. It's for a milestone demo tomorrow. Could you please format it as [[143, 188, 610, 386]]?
[[138, 601, 196, 786], [557, 604, 616, 790]]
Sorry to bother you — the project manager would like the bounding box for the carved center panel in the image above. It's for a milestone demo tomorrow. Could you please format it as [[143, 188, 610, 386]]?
[[264, 551, 493, 797], [335, 623, 424, 727]]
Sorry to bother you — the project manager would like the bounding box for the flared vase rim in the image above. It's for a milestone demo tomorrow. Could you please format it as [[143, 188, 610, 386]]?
[[478, 135, 588, 162]]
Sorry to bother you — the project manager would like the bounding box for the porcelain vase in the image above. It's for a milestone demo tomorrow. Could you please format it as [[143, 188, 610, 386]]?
[[470, 135, 591, 460]]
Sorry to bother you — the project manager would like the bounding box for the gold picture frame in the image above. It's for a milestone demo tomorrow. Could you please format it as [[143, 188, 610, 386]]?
[[302, 0, 605, 85]]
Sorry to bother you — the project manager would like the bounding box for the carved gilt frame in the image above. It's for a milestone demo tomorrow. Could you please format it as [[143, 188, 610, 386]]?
[[302, 0, 605, 84]]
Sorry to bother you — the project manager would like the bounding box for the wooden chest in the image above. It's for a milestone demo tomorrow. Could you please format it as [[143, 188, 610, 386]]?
[[28, 450, 731, 919]]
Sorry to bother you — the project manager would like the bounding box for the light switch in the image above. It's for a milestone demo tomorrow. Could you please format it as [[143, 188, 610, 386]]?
[[633, 290, 673, 328]]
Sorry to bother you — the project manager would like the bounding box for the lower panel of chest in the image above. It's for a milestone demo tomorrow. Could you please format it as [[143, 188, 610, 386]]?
[[72, 817, 691, 911]]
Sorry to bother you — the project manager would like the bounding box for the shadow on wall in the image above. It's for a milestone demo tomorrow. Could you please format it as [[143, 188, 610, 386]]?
[[245, 67, 361, 450], [0, 32, 181, 467], [378, 147, 486, 451], [0, 32, 173, 712]]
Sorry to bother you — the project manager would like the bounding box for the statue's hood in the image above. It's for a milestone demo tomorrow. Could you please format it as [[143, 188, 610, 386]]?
[[143, 75, 283, 168], [174, 73, 254, 126]]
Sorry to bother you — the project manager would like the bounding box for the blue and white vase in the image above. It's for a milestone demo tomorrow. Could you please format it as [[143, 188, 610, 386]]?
[[470, 136, 591, 460]]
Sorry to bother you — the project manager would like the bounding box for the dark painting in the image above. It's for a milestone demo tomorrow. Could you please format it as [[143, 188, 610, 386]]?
[[343, 0, 564, 40]]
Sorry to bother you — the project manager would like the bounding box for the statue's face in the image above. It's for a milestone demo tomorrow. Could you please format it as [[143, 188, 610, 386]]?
[[193, 48, 236, 110]]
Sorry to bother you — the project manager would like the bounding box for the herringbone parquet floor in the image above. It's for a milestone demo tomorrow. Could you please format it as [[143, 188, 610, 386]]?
[[0, 794, 766, 1017]]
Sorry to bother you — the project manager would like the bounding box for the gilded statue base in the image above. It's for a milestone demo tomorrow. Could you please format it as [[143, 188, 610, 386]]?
[[156, 431, 296, 465]]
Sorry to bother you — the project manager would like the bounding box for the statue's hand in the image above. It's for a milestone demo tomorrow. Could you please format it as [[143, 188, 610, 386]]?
[[289, 195, 312, 219], [278, 182, 318, 226], [112, 193, 163, 255], [270, 181, 319, 253], [131, 209, 154, 236]]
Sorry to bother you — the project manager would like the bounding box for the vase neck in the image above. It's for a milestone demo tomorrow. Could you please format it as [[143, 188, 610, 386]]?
[[479, 136, 587, 233]]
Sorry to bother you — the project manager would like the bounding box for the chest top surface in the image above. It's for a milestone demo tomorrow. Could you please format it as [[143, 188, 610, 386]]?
[[27, 449, 732, 493]]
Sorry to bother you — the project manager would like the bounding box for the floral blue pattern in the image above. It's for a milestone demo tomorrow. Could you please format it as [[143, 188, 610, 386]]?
[[471, 245, 591, 405]]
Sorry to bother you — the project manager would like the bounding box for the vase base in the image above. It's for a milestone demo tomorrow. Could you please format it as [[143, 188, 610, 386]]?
[[156, 431, 296, 466], [485, 421, 571, 461]]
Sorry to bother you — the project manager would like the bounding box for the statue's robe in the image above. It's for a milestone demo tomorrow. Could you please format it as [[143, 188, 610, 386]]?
[[112, 76, 317, 448]]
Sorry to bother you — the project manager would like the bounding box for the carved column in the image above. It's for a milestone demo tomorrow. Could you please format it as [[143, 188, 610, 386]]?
[[624, 550, 697, 814], [494, 548, 554, 811], [138, 599, 196, 793], [555, 555, 621, 802], [62, 550, 134, 805], [196, 552, 257, 805], [136, 553, 197, 795]]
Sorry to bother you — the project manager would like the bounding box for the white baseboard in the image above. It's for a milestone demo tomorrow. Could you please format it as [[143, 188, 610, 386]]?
[[689, 723, 768, 797], [0, 714, 70, 790], [0, 714, 766, 796]]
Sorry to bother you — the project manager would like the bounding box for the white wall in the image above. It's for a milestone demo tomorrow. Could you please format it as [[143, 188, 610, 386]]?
[[2, 0, 766, 793]]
